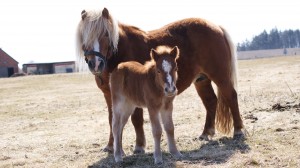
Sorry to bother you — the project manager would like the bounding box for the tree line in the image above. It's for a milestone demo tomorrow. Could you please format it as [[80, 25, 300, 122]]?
[[237, 28, 300, 51]]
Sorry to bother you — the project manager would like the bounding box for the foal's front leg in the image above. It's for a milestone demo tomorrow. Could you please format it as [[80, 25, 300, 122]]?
[[161, 107, 182, 159], [95, 75, 145, 152], [112, 111, 123, 162], [148, 109, 163, 164], [112, 104, 133, 163]]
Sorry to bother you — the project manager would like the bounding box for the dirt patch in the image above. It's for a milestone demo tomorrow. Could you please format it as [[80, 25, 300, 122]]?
[[272, 102, 300, 112]]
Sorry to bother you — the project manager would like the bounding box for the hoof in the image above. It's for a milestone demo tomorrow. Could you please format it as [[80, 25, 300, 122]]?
[[154, 158, 163, 165], [199, 128, 215, 141], [233, 132, 246, 141], [133, 146, 145, 154], [102, 146, 113, 153], [171, 151, 183, 160], [114, 156, 123, 163], [199, 134, 209, 141]]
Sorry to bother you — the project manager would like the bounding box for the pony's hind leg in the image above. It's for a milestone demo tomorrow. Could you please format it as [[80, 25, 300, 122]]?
[[148, 109, 163, 164], [160, 109, 182, 159], [131, 108, 146, 154], [193, 77, 217, 140], [216, 81, 244, 139]]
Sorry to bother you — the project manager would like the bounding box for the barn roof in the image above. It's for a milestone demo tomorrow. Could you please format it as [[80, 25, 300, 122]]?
[[0, 48, 19, 64]]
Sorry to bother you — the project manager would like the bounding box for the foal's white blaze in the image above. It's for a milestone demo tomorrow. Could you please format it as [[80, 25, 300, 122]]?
[[93, 40, 101, 71], [162, 60, 174, 91]]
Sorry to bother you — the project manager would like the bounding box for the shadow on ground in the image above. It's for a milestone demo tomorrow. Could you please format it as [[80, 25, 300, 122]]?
[[88, 137, 250, 168]]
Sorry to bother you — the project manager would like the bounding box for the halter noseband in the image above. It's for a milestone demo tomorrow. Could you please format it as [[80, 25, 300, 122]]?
[[84, 50, 107, 63]]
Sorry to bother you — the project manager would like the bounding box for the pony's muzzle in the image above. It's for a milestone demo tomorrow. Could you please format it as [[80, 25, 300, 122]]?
[[87, 56, 106, 75], [95, 56, 106, 73]]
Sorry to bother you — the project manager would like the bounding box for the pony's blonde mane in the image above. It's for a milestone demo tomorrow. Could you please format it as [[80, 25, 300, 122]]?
[[76, 9, 119, 71]]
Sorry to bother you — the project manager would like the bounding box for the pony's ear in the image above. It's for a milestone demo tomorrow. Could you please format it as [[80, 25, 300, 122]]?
[[102, 8, 109, 19], [81, 10, 87, 20], [150, 49, 159, 62], [170, 46, 180, 60]]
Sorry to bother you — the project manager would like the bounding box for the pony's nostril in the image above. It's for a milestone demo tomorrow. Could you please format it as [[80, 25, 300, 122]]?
[[164, 87, 168, 93], [88, 61, 93, 68], [99, 60, 105, 71]]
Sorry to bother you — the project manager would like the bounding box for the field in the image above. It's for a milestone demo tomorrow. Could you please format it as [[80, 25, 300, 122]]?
[[0, 56, 299, 168]]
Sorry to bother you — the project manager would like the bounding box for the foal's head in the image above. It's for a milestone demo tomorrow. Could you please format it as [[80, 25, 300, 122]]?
[[150, 46, 180, 97]]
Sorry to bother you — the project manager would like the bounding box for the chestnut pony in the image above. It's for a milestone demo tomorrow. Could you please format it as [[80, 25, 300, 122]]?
[[111, 46, 182, 164], [76, 8, 245, 153]]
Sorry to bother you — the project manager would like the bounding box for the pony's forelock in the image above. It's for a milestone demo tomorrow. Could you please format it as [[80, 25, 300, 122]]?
[[75, 9, 119, 72]]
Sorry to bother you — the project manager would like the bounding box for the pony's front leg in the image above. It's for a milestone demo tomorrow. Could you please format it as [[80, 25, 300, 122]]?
[[131, 108, 146, 154], [95, 75, 114, 152], [148, 109, 163, 164], [161, 108, 182, 159]]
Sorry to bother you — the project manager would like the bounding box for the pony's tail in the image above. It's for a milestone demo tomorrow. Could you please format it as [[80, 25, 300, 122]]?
[[215, 26, 238, 134]]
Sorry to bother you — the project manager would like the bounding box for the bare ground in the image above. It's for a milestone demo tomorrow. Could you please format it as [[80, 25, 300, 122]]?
[[0, 56, 299, 168]]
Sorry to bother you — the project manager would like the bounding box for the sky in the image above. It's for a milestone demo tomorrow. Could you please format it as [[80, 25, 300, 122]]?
[[0, 0, 300, 67]]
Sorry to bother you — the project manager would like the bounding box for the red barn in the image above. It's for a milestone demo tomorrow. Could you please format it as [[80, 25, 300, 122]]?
[[0, 48, 19, 77]]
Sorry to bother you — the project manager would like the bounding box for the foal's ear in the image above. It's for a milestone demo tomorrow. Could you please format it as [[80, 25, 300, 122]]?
[[102, 8, 109, 19], [81, 10, 87, 20], [150, 49, 159, 62], [170, 46, 180, 60]]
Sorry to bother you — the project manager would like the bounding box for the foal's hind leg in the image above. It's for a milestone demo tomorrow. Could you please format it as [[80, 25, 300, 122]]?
[[194, 77, 217, 140]]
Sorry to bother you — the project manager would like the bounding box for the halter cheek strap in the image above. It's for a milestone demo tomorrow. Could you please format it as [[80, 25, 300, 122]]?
[[84, 50, 106, 60]]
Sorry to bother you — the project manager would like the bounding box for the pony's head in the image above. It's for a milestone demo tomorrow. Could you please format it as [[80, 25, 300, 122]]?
[[76, 8, 119, 75], [150, 46, 180, 97]]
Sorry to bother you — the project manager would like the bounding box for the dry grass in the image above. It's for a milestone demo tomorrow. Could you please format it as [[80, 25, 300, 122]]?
[[0, 56, 299, 168]]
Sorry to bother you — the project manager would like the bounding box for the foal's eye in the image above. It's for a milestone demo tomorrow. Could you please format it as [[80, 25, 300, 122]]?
[[174, 67, 178, 71], [157, 70, 161, 74]]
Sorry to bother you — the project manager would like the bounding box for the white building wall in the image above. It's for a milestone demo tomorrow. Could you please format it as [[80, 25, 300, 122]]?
[[54, 63, 75, 73], [27, 66, 37, 74]]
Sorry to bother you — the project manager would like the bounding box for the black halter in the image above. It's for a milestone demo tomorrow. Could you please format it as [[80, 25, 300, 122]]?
[[84, 50, 107, 64]]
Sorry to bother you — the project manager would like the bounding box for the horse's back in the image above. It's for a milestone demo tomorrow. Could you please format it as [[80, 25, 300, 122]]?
[[147, 17, 232, 93], [117, 61, 145, 73], [149, 18, 223, 39]]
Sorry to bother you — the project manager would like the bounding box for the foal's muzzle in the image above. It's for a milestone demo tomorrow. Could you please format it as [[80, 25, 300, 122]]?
[[164, 86, 177, 97]]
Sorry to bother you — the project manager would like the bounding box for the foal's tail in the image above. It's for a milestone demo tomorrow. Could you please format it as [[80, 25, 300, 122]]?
[[215, 27, 238, 134]]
